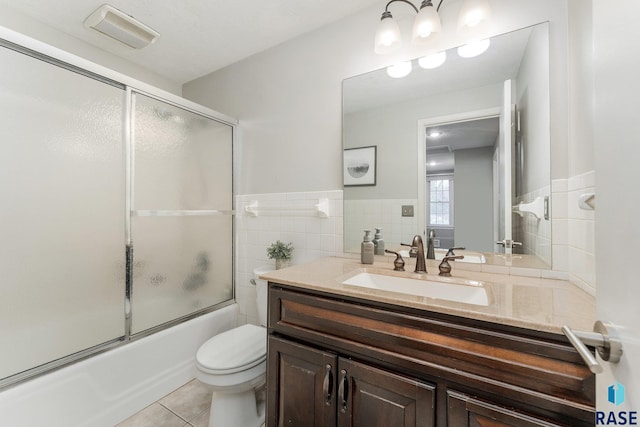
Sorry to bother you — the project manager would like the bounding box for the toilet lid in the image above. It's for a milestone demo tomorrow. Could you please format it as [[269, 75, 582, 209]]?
[[196, 324, 266, 374]]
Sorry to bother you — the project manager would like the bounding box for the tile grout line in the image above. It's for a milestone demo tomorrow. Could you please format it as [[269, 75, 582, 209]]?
[[158, 402, 190, 424]]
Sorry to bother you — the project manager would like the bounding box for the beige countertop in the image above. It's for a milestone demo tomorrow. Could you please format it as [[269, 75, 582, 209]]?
[[260, 256, 595, 335]]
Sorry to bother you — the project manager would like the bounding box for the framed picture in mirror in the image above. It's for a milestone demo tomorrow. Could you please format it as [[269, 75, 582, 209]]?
[[344, 145, 376, 186]]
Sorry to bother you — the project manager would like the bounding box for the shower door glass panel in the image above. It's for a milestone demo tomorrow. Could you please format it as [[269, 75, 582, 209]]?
[[0, 46, 125, 379], [133, 93, 233, 211], [130, 216, 233, 333], [131, 93, 233, 334]]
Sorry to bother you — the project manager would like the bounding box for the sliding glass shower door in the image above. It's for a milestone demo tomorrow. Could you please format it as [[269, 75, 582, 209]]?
[[0, 40, 235, 386], [0, 44, 126, 380], [129, 93, 233, 334]]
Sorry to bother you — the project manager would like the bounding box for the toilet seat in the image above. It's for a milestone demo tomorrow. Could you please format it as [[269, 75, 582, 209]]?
[[196, 324, 266, 375]]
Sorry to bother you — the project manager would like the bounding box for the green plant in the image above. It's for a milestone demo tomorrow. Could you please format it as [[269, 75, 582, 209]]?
[[266, 240, 294, 260]]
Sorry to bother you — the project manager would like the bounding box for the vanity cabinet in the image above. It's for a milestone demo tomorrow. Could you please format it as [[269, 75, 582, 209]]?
[[266, 283, 595, 427], [269, 335, 435, 427], [446, 391, 565, 427]]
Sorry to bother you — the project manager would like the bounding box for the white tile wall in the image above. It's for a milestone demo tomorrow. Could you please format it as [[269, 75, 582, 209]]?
[[514, 185, 552, 266], [343, 199, 418, 253], [552, 172, 596, 294], [551, 179, 569, 273], [567, 171, 596, 294], [234, 190, 343, 325]]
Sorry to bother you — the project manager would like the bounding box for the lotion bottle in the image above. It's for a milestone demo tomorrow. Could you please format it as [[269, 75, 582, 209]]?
[[373, 227, 385, 255], [361, 229, 374, 264]]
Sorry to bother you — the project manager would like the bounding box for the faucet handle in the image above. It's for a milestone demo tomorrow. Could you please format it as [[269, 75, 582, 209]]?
[[438, 255, 464, 276], [445, 246, 466, 257], [385, 250, 405, 271], [400, 242, 418, 258]]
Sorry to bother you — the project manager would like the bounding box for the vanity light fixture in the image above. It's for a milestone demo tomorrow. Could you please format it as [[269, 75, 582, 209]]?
[[387, 61, 413, 78], [374, 0, 442, 54], [374, 0, 493, 55]]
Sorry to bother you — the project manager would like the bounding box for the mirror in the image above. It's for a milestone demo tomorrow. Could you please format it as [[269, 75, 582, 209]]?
[[343, 22, 551, 268]]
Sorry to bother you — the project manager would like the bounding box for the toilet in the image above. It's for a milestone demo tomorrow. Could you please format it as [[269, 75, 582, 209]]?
[[195, 266, 273, 427]]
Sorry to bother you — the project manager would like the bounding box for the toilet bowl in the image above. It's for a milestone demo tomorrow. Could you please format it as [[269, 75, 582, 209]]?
[[195, 266, 273, 427]]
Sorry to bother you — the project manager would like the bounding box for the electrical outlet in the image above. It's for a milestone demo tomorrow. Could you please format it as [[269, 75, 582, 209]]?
[[401, 205, 414, 217]]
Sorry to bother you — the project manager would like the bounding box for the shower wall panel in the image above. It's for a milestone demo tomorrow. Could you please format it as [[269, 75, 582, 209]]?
[[0, 45, 126, 379]]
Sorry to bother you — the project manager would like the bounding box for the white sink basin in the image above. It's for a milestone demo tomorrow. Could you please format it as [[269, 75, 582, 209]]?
[[342, 272, 489, 306]]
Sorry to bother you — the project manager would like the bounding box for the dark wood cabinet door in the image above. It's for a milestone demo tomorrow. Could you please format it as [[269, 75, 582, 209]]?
[[267, 336, 337, 427], [447, 391, 566, 427], [337, 358, 436, 427]]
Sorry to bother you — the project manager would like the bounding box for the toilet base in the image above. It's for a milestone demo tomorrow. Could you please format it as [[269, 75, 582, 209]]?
[[208, 386, 265, 427]]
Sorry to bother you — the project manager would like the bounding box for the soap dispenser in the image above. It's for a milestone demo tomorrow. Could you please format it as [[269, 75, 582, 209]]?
[[361, 229, 374, 264], [373, 227, 385, 255]]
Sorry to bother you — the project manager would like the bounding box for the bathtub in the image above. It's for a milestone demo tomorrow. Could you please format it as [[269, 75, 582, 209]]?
[[0, 304, 238, 427]]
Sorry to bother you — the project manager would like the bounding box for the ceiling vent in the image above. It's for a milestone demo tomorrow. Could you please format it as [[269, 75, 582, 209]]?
[[84, 4, 159, 49]]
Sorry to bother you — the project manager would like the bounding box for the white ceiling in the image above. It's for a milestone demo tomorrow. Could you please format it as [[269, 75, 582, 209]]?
[[426, 117, 500, 152], [425, 117, 499, 173], [0, 0, 381, 84]]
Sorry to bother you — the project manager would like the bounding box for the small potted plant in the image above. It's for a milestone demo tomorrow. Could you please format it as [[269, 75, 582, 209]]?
[[267, 240, 294, 270]]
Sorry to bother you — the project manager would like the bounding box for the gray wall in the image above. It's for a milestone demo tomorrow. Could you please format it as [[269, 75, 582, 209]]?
[[516, 24, 551, 194], [454, 147, 495, 252], [567, 1, 594, 177], [344, 83, 503, 200]]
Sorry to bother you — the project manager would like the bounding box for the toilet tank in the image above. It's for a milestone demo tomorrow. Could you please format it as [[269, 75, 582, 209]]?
[[252, 266, 274, 326]]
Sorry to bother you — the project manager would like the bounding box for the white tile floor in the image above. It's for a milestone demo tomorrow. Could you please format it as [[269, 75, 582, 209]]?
[[116, 379, 212, 427]]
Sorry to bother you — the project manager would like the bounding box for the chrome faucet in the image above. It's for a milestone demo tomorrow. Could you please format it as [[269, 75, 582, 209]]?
[[408, 235, 427, 273]]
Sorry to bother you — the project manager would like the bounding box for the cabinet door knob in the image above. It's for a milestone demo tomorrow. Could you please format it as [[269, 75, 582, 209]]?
[[322, 364, 333, 406], [338, 369, 349, 413]]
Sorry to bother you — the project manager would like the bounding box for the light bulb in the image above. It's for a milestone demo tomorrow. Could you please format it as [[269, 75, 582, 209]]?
[[412, 1, 442, 44], [387, 61, 412, 78], [418, 51, 447, 69], [457, 39, 491, 58], [374, 12, 402, 54]]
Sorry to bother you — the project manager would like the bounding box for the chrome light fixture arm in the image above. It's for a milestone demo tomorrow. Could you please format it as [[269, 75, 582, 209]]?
[[375, 0, 445, 55], [381, 0, 420, 15]]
